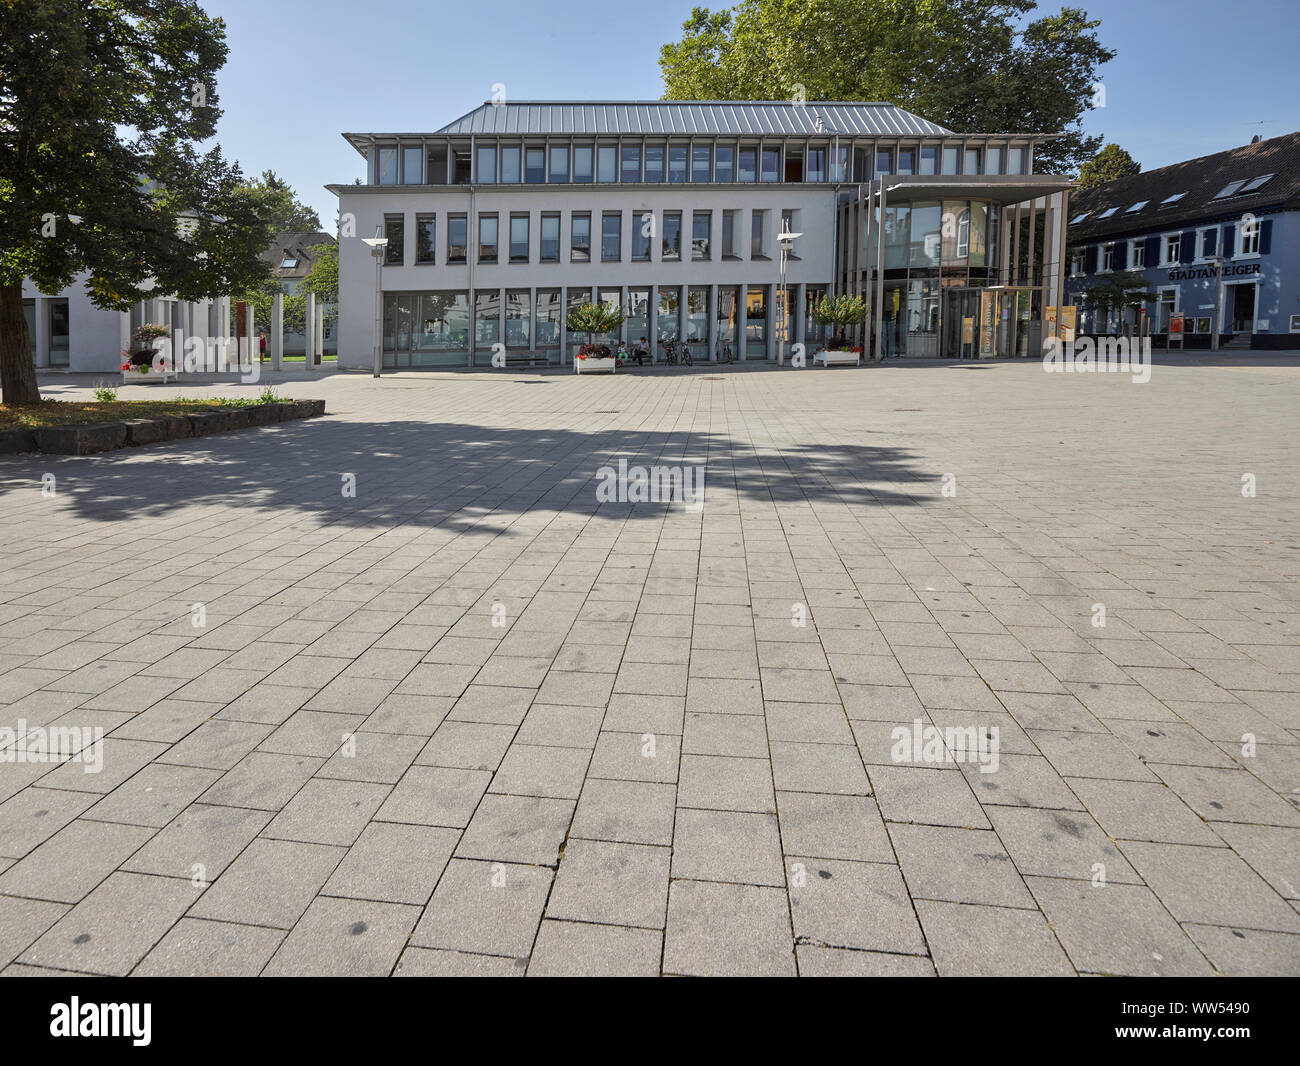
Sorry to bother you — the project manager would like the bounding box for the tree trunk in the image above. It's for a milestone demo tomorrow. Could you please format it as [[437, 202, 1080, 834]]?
[[0, 282, 42, 405]]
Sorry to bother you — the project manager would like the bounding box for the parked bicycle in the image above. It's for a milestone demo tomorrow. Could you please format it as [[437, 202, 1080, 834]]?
[[662, 335, 694, 366]]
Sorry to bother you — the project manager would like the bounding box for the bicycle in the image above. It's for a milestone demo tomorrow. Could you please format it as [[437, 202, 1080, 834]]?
[[662, 336, 694, 366]]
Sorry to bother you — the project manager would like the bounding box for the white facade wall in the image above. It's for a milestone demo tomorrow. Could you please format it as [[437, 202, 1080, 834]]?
[[336, 184, 840, 370]]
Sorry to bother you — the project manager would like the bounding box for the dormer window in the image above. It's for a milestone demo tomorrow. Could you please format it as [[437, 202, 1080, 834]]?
[[280, 257, 298, 269], [1070, 212, 1090, 225], [1125, 200, 1148, 213], [1237, 173, 1275, 193], [1159, 192, 1186, 208], [1096, 207, 1118, 219]]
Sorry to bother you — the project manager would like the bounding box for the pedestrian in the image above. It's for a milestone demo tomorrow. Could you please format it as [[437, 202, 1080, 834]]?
[[258, 331, 267, 363], [633, 336, 649, 366]]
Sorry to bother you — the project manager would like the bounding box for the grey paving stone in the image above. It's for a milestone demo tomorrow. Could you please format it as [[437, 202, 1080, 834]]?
[[677, 753, 775, 813], [986, 805, 1140, 884], [1066, 777, 1221, 846], [770, 741, 872, 795], [1121, 841, 1300, 933], [262, 895, 421, 977], [133, 917, 285, 977], [189, 838, 345, 929], [588, 730, 681, 784], [456, 793, 573, 865], [316, 731, 424, 784], [1029, 728, 1158, 781], [796, 945, 935, 976], [109, 698, 215, 743], [570, 778, 677, 847], [527, 919, 663, 976], [1211, 823, 1300, 901], [685, 677, 764, 715], [1183, 923, 1300, 977], [0, 819, 153, 903], [199, 751, 322, 811], [216, 684, 317, 726], [672, 808, 784, 886], [415, 721, 516, 770], [374, 766, 491, 828], [868, 765, 990, 828], [19, 872, 201, 976], [789, 857, 926, 954], [0, 895, 69, 968], [394, 946, 524, 977], [0, 787, 97, 859], [262, 779, 390, 846], [1150, 763, 1300, 828], [547, 839, 671, 928], [322, 822, 458, 905], [1026, 876, 1215, 976], [514, 703, 605, 748], [489, 743, 591, 800], [84, 762, 221, 829], [775, 791, 893, 863], [915, 899, 1074, 976], [889, 823, 1034, 908], [123, 803, 269, 880], [683, 711, 768, 757], [158, 720, 272, 771], [38, 737, 168, 795], [362, 694, 453, 736], [259, 709, 364, 758], [663, 880, 795, 977], [410, 859, 551, 957]]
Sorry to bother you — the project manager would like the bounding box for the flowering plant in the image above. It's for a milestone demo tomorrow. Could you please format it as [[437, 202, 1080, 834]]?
[[577, 344, 612, 359]]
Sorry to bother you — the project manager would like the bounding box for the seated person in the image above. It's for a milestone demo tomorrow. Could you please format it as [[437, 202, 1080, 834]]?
[[631, 336, 649, 366]]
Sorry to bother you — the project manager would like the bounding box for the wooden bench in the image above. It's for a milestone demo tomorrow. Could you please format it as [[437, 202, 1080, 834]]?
[[498, 351, 554, 369], [813, 349, 862, 367]]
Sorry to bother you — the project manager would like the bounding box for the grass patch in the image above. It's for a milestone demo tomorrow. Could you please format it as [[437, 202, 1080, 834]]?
[[0, 394, 294, 429]]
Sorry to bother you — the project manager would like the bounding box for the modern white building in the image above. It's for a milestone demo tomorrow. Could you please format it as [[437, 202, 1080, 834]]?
[[330, 101, 1072, 368], [14, 274, 232, 374]]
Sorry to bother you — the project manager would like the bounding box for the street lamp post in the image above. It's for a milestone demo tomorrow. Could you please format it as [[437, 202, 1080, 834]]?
[[775, 218, 803, 366], [1210, 253, 1224, 352], [361, 233, 388, 377]]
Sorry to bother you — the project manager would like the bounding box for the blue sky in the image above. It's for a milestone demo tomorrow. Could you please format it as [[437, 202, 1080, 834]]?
[[203, 0, 1300, 228]]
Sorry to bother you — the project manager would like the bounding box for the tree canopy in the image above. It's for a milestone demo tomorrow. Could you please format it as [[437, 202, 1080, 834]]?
[[1077, 143, 1141, 189], [238, 170, 323, 234], [659, 0, 1115, 176], [0, 0, 275, 402]]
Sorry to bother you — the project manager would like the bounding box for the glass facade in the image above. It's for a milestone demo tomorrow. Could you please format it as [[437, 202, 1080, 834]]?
[[384, 292, 470, 367]]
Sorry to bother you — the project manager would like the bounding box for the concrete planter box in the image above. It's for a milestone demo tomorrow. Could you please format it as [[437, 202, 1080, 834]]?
[[1, 400, 325, 456], [575, 357, 616, 375], [813, 349, 862, 367]]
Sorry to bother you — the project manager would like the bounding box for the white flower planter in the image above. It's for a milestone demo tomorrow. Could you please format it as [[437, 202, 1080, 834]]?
[[575, 357, 616, 375], [121, 366, 178, 384], [813, 349, 862, 367]]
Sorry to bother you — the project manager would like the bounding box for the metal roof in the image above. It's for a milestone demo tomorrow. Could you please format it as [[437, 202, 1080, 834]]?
[[429, 101, 957, 138]]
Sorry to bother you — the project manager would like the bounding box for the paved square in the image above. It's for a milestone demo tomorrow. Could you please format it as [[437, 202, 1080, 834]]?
[[2, 356, 1299, 976]]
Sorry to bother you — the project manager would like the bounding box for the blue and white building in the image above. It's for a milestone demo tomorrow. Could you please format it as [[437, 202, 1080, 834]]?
[[1066, 131, 1300, 348]]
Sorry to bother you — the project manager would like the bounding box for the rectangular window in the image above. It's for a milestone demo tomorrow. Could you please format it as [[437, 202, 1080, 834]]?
[[416, 213, 436, 264], [985, 146, 1002, 175], [475, 290, 500, 349], [597, 145, 617, 183], [662, 211, 682, 260], [761, 147, 780, 182], [403, 146, 423, 184], [722, 210, 740, 258], [751, 210, 766, 258], [549, 146, 569, 183], [478, 215, 498, 263], [536, 290, 562, 352], [964, 147, 981, 175], [573, 146, 593, 183], [830, 146, 848, 182], [571, 213, 591, 262], [1131, 240, 1145, 268], [426, 144, 448, 185], [781, 209, 797, 256], [920, 146, 937, 175], [377, 147, 398, 185], [692, 211, 711, 261], [645, 144, 664, 183], [897, 148, 915, 175], [715, 145, 735, 182], [668, 144, 688, 183], [739, 146, 757, 182], [509, 214, 529, 262], [658, 287, 681, 346], [875, 148, 893, 175], [693, 145, 711, 183], [941, 146, 958, 174], [806, 147, 826, 183], [1164, 234, 1180, 265], [745, 285, 768, 357], [540, 213, 560, 262], [621, 144, 641, 183], [1102, 244, 1114, 271], [602, 212, 622, 262], [632, 211, 651, 261], [501, 146, 521, 184], [1007, 146, 1024, 174], [525, 148, 545, 183], [626, 288, 649, 349], [384, 213, 404, 265], [505, 290, 530, 348], [452, 148, 471, 184], [1242, 222, 1260, 255], [448, 215, 467, 264], [475, 146, 496, 184]]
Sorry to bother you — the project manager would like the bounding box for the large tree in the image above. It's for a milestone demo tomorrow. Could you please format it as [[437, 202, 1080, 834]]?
[[1077, 142, 1141, 189], [0, 0, 275, 404], [239, 170, 322, 234], [659, 1, 1115, 176]]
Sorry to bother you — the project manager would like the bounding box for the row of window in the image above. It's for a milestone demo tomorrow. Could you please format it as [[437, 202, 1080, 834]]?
[[1073, 173, 1277, 224], [381, 208, 801, 267], [374, 140, 1030, 186], [1071, 219, 1271, 275]]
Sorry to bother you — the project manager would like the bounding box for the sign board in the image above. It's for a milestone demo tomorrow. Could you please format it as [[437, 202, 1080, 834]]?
[[1059, 306, 1076, 343], [962, 317, 975, 345], [1169, 315, 1184, 334], [978, 291, 996, 356]]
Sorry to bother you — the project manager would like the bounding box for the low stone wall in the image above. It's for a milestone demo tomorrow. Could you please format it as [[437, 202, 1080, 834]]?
[[0, 400, 326, 456]]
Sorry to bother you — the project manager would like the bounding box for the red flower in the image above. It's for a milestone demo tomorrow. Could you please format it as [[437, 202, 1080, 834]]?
[[121, 362, 132, 371]]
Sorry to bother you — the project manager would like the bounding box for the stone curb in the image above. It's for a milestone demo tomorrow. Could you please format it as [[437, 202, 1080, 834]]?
[[2, 400, 326, 456]]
